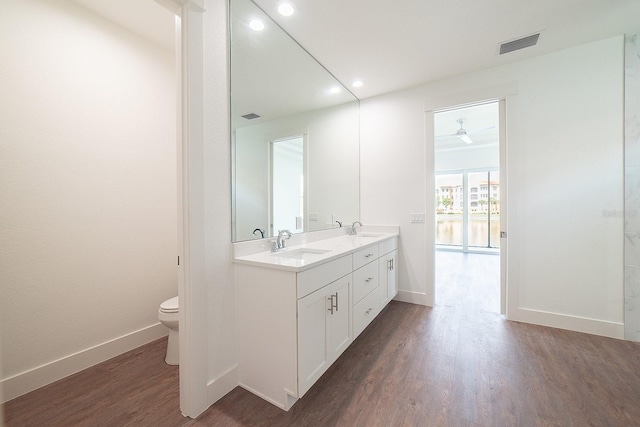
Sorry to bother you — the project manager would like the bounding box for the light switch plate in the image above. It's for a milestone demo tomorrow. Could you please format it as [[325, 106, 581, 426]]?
[[410, 213, 425, 223]]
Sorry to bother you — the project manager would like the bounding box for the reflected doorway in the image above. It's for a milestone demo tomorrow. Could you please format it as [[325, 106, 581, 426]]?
[[270, 136, 305, 236], [433, 101, 503, 314]]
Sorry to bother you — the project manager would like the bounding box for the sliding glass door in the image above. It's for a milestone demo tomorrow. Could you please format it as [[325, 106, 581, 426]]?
[[436, 169, 500, 251]]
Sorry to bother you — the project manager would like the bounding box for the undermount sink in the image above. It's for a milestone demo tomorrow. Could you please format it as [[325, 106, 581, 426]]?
[[271, 248, 331, 260], [354, 232, 385, 238]]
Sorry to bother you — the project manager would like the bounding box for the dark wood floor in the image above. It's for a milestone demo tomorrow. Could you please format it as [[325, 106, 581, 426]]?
[[4, 252, 640, 426]]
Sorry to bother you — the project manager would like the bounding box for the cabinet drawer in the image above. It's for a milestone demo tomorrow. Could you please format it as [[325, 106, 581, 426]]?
[[353, 245, 379, 270], [353, 286, 381, 337], [378, 237, 397, 256], [297, 255, 352, 298], [352, 261, 379, 304]]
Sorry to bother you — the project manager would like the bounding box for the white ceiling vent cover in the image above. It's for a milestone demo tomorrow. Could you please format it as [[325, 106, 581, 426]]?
[[499, 33, 540, 55]]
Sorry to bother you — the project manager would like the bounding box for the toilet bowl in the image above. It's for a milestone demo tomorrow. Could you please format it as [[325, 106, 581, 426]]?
[[158, 296, 179, 365]]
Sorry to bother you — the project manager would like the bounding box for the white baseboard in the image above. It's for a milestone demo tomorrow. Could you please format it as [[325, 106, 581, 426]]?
[[394, 290, 431, 306], [1, 323, 168, 404], [207, 364, 237, 406], [238, 382, 287, 410], [510, 307, 625, 339]]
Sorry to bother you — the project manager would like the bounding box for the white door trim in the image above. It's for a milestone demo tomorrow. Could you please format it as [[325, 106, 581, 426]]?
[[498, 99, 507, 315], [155, 0, 208, 418], [427, 93, 515, 317]]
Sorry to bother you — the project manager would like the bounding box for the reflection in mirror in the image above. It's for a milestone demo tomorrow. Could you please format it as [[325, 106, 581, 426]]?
[[230, 0, 360, 242], [272, 136, 304, 235]]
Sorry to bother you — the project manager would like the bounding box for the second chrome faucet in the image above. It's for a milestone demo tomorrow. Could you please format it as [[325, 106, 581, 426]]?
[[272, 229, 292, 252], [348, 221, 362, 235]]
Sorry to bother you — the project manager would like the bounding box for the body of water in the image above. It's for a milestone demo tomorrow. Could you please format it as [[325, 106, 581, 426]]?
[[436, 215, 500, 248]]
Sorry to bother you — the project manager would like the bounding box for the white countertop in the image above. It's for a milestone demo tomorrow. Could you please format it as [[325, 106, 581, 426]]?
[[233, 230, 398, 272]]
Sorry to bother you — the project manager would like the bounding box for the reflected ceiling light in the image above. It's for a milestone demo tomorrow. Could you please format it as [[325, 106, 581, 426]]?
[[352, 80, 363, 88], [278, 3, 295, 16], [329, 86, 342, 94], [249, 19, 265, 31]]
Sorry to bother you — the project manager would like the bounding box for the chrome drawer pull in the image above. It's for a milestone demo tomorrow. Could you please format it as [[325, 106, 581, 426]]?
[[365, 277, 373, 283], [328, 293, 338, 314]]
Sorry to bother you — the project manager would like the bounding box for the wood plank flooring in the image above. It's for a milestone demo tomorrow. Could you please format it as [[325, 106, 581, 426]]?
[[4, 252, 640, 426]]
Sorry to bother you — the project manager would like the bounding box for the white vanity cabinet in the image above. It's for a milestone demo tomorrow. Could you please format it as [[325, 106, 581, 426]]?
[[297, 273, 351, 396], [236, 254, 352, 410], [379, 238, 398, 305], [235, 232, 399, 411], [352, 246, 381, 337], [351, 237, 398, 338]]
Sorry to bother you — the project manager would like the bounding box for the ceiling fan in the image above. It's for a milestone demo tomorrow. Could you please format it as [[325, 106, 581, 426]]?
[[436, 118, 496, 145], [454, 118, 473, 144]]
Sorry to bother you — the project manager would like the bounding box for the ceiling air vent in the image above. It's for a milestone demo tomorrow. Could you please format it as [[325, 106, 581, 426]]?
[[499, 33, 540, 55], [241, 113, 260, 120]]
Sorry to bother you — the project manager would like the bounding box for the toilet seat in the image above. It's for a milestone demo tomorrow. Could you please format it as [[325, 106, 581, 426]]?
[[160, 296, 179, 313]]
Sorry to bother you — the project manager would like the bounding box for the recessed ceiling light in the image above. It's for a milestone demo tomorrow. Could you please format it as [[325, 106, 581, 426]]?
[[352, 80, 363, 88], [249, 19, 265, 31], [278, 3, 295, 16], [329, 86, 342, 94]]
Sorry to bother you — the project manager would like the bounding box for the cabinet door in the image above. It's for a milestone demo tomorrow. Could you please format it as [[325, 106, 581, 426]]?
[[328, 275, 352, 362], [297, 286, 330, 396], [387, 250, 397, 299], [379, 250, 398, 305], [298, 275, 352, 397]]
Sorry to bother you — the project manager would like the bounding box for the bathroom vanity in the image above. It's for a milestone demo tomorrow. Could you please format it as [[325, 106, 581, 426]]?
[[234, 228, 399, 410]]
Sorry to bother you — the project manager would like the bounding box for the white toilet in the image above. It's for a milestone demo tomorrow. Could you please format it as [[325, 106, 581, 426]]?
[[158, 296, 179, 365]]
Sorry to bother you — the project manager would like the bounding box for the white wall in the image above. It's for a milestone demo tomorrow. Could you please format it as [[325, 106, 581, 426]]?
[[361, 36, 625, 337], [0, 0, 176, 401]]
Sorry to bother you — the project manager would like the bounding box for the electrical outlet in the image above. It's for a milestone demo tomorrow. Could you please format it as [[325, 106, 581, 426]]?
[[410, 213, 425, 223], [309, 213, 319, 222]]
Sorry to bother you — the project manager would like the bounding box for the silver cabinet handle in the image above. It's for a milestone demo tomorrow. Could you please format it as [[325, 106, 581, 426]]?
[[365, 277, 373, 283], [365, 253, 374, 258], [327, 295, 334, 314], [328, 293, 338, 314], [366, 308, 372, 314]]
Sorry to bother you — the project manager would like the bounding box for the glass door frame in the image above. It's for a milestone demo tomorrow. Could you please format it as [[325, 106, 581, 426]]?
[[435, 167, 500, 254]]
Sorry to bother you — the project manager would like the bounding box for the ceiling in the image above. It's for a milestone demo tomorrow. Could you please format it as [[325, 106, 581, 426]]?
[[72, 0, 174, 51], [254, 0, 640, 99], [73, 0, 640, 101]]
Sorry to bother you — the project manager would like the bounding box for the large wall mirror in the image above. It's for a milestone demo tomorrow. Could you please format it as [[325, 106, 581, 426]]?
[[230, 0, 360, 242]]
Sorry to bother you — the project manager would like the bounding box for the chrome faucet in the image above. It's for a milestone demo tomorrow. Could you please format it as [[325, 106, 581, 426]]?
[[273, 229, 292, 251], [348, 221, 362, 235]]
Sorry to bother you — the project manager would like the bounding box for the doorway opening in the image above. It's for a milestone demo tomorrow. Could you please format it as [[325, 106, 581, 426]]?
[[270, 136, 305, 236], [433, 101, 503, 313]]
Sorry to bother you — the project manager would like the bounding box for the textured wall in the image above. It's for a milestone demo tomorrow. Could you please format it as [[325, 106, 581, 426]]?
[[625, 33, 640, 341]]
